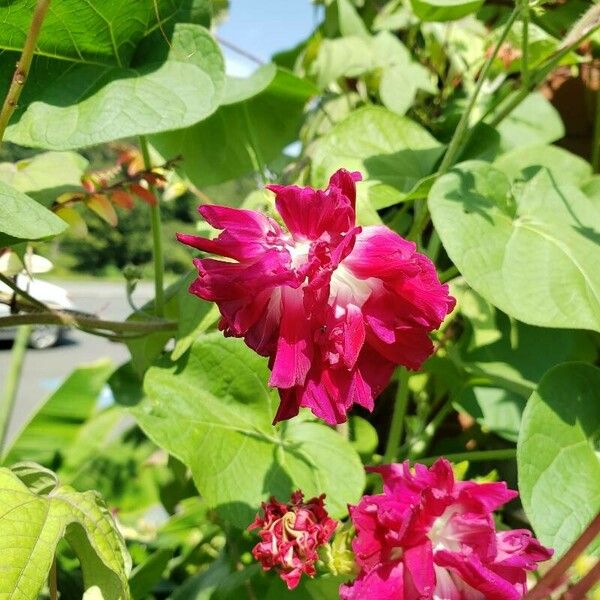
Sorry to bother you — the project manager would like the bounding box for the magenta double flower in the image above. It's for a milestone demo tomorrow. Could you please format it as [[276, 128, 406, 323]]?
[[341, 459, 553, 599], [178, 169, 455, 424]]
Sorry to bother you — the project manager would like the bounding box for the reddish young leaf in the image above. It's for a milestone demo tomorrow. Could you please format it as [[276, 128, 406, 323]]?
[[110, 189, 135, 210], [87, 194, 118, 226], [130, 183, 157, 206]]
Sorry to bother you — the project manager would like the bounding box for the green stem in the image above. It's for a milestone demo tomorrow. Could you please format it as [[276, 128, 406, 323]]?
[[438, 6, 520, 175], [406, 7, 520, 244], [0, 0, 51, 145], [419, 448, 516, 466], [383, 369, 410, 464], [408, 398, 454, 460], [488, 22, 600, 128], [592, 90, 600, 173], [0, 324, 31, 453], [439, 265, 459, 283], [139, 136, 165, 318], [521, 0, 529, 88]]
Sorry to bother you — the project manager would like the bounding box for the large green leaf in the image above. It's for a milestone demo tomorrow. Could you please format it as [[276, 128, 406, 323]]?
[[455, 308, 596, 442], [429, 162, 600, 332], [3, 359, 114, 466], [517, 363, 600, 556], [312, 105, 444, 209], [0, 151, 89, 207], [0, 0, 206, 67], [495, 92, 564, 151], [5, 24, 225, 149], [494, 144, 592, 186], [151, 67, 315, 187], [0, 179, 67, 246], [410, 0, 484, 22], [0, 464, 130, 599], [135, 334, 365, 528]]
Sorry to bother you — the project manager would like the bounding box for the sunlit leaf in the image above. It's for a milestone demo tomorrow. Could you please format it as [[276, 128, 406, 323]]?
[[429, 162, 600, 332], [518, 363, 600, 556]]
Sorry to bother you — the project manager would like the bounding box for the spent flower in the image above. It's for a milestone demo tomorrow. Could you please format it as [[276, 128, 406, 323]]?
[[178, 169, 455, 424], [248, 490, 337, 590]]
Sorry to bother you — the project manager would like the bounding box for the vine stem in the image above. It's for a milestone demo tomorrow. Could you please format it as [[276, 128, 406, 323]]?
[[139, 136, 165, 318], [524, 511, 600, 600], [592, 89, 600, 173], [488, 21, 600, 128], [419, 448, 516, 466], [0, 324, 31, 452], [407, 398, 454, 460], [383, 368, 410, 464], [521, 0, 529, 88], [0, 0, 51, 144], [437, 6, 520, 175], [406, 6, 520, 244]]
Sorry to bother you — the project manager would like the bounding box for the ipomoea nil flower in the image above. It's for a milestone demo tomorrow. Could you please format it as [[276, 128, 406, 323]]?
[[340, 459, 553, 600], [178, 170, 455, 424]]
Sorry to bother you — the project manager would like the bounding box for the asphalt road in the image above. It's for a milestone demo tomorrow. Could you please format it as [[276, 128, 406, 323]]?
[[0, 279, 154, 441]]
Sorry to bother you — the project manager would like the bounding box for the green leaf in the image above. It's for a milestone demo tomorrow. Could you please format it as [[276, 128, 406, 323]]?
[[312, 105, 444, 209], [0, 179, 67, 246], [266, 575, 348, 599], [0, 0, 200, 67], [0, 465, 130, 599], [151, 68, 315, 187], [136, 334, 365, 528], [129, 549, 173, 600], [221, 63, 277, 105], [337, 0, 370, 38], [309, 37, 374, 88], [429, 162, 600, 332], [410, 0, 484, 22], [517, 363, 600, 556], [172, 271, 217, 361], [3, 359, 114, 466], [379, 62, 436, 116], [0, 151, 89, 207], [5, 24, 225, 149], [494, 144, 592, 186], [496, 92, 564, 151]]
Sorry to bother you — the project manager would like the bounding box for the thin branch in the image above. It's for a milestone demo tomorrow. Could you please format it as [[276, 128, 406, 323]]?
[[0, 311, 177, 335], [524, 511, 600, 600], [0, 0, 52, 143], [563, 559, 600, 600], [216, 36, 264, 65], [0, 272, 46, 311]]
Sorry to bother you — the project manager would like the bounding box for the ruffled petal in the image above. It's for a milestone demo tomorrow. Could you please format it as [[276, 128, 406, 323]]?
[[340, 561, 405, 600], [178, 204, 285, 261], [269, 287, 313, 389], [434, 551, 521, 600], [267, 169, 359, 240]]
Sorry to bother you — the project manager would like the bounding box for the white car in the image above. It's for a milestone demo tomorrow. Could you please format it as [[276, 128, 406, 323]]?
[[0, 275, 74, 349]]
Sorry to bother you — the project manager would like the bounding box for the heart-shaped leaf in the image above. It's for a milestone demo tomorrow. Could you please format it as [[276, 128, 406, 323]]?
[[0, 464, 130, 599], [133, 333, 365, 528], [429, 162, 600, 332], [517, 363, 600, 556]]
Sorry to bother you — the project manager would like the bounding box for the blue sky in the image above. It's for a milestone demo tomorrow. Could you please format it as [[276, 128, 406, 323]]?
[[218, 0, 323, 75]]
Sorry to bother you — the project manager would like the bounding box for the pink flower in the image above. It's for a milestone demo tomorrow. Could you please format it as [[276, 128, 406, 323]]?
[[248, 490, 337, 590], [340, 459, 553, 600], [178, 169, 455, 425]]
